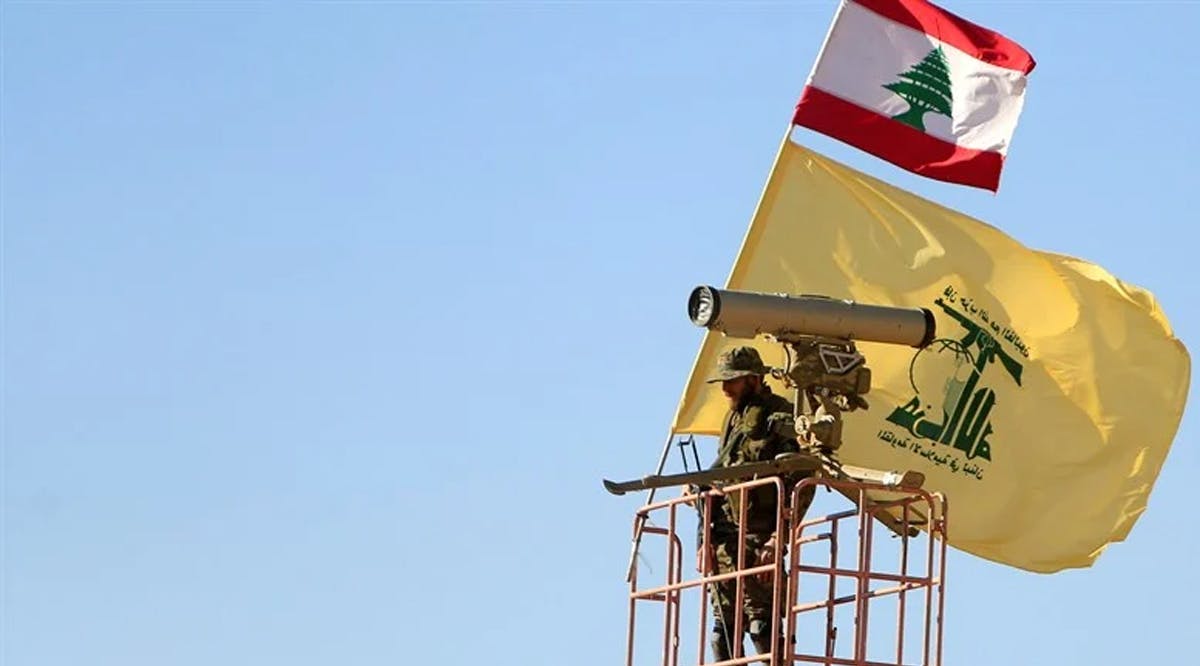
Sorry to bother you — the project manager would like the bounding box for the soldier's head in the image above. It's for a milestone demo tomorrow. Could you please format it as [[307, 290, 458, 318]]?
[[707, 345, 768, 408]]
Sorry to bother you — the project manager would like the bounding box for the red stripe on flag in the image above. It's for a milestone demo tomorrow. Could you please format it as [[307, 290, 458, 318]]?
[[853, 0, 1035, 74], [793, 86, 1004, 191]]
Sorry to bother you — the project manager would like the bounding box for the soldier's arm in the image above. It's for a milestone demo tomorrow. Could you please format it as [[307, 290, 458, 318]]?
[[762, 410, 812, 513]]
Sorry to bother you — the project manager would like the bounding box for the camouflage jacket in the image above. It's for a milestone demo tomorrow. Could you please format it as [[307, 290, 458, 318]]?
[[700, 387, 801, 540]]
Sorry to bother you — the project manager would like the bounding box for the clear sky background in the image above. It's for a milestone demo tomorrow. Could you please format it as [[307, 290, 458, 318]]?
[[3, 1, 1197, 665]]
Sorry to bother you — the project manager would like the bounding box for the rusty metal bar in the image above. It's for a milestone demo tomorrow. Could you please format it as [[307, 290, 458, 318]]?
[[699, 492, 714, 665], [770, 479, 786, 666], [706, 654, 774, 666], [631, 557, 779, 599], [790, 566, 934, 586], [626, 520, 647, 666], [791, 656, 921, 666], [921, 504, 934, 666], [795, 509, 858, 529], [934, 495, 948, 666], [637, 478, 783, 515], [673, 530, 685, 666], [826, 516, 838, 662], [793, 532, 831, 547], [785, 493, 803, 666], [895, 500, 910, 666], [672, 504, 681, 666], [853, 486, 870, 664], [790, 582, 929, 613], [734, 484, 745, 661]]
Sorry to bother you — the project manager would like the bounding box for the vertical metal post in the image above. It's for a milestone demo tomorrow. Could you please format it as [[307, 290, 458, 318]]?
[[698, 492, 715, 665], [896, 499, 911, 666], [853, 488, 870, 664], [663, 504, 684, 666], [935, 497, 949, 666], [734, 485, 747, 662], [922, 502, 935, 666], [768, 479, 784, 666]]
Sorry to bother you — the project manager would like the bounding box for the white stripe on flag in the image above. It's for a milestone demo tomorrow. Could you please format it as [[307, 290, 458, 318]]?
[[807, 1, 1027, 154]]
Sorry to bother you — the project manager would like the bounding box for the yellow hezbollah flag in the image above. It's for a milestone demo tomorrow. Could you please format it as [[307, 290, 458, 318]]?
[[672, 138, 1190, 573]]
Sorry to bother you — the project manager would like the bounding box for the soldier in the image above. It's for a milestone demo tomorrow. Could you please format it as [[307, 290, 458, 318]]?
[[697, 345, 815, 663]]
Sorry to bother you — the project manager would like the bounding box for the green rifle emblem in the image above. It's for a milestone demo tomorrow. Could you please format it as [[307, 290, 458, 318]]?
[[886, 297, 1024, 462], [883, 46, 953, 131]]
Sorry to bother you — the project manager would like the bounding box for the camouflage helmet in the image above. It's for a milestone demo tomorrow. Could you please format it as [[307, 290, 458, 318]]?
[[706, 345, 769, 383]]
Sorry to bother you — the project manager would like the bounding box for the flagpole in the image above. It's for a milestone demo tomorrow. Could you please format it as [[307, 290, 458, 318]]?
[[804, 0, 848, 90]]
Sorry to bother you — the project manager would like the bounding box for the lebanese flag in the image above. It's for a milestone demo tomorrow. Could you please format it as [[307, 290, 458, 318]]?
[[793, 0, 1035, 191]]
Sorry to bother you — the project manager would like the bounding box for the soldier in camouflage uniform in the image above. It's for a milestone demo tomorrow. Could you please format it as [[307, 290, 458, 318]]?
[[697, 345, 815, 663]]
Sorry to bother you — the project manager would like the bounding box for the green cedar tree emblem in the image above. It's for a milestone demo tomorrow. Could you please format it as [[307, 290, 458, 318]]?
[[883, 46, 953, 132]]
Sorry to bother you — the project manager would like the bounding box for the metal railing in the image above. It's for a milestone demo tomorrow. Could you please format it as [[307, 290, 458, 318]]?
[[625, 476, 947, 666]]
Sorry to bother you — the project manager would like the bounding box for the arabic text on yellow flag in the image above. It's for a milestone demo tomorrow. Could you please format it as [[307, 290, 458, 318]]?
[[672, 138, 1190, 573]]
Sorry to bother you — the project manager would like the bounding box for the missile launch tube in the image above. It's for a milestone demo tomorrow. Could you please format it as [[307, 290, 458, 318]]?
[[688, 285, 936, 348]]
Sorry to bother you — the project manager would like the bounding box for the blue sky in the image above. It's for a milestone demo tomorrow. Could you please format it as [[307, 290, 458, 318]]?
[[2, 1, 1197, 665]]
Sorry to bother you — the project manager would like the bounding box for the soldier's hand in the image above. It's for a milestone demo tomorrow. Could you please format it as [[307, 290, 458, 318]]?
[[697, 544, 715, 574], [757, 537, 777, 566], [756, 536, 784, 582]]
